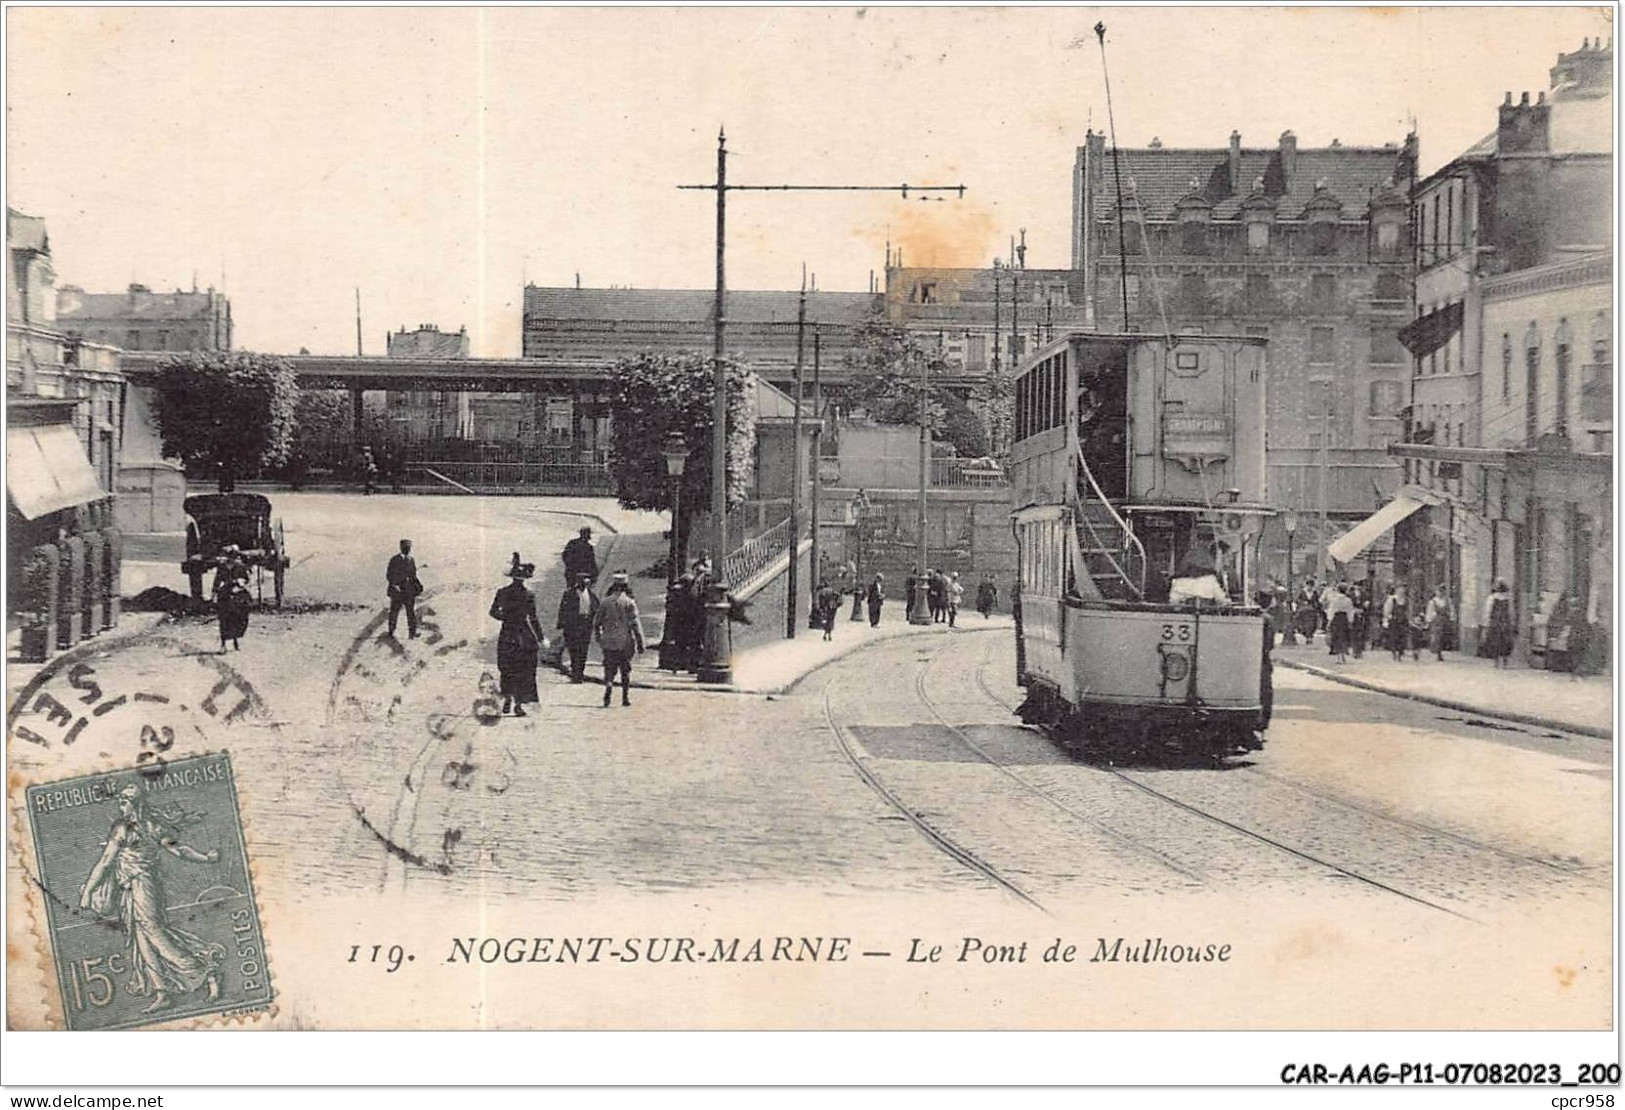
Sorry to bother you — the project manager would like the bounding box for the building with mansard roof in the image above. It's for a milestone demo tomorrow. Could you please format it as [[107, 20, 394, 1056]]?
[[57, 282, 232, 353]]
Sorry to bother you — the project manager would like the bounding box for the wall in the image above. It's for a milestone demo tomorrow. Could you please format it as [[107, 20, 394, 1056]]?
[[730, 541, 813, 655]]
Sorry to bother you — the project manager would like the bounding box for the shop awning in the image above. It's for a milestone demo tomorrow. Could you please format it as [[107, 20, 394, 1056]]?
[[7, 424, 105, 520], [1326, 492, 1430, 565], [1397, 301, 1464, 358]]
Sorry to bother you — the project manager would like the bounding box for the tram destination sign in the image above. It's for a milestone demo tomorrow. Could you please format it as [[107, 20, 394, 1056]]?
[[1162, 413, 1232, 459]]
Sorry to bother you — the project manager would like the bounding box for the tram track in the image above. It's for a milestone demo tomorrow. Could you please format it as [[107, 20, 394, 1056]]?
[[963, 648, 1484, 920], [911, 639, 1206, 882]]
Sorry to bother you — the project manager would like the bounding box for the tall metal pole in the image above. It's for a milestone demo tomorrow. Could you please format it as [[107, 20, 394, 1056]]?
[[787, 276, 806, 638], [711, 128, 729, 565], [354, 288, 363, 356], [810, 329, 823, 611], [1318, 385, 1331, 578], [1096, 22, 1132, 330], [910, 337, 931, 624]]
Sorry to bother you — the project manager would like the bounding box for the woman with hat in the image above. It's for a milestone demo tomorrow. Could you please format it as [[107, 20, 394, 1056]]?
[[213, 544, 251, 652], [489, 552, 545, 717]]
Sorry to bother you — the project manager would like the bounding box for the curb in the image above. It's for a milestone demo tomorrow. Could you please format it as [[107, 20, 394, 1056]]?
[[595, 617, 1014, 697], [1276, 656, 1612, 740]]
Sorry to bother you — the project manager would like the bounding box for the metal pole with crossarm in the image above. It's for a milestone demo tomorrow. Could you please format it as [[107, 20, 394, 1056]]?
[[679, 131, 966, 677]]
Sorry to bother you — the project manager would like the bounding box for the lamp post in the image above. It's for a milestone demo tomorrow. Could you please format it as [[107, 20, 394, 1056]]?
[[658, 432, 689, 672], [662, 432, 688, 589], [1282, 509, 1300, 646], [849, 489, 868, 621]]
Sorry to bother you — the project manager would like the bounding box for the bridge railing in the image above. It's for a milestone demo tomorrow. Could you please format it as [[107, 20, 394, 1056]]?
[[721, 516, 795, 591], [407, 460, 614, 494]]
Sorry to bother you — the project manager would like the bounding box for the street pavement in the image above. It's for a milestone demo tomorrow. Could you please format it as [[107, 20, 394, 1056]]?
[[7, 493, 1613, 1028], [1274, 636, 1612, 736]]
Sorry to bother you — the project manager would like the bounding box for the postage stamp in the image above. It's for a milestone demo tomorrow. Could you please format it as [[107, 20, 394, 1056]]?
[[24, 752, 273, 1030]]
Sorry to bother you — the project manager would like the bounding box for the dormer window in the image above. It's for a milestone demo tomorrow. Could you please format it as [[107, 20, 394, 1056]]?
[[913, 281, 938, 304], [1247, 221, 1270, 253], [1376, 220, 1400, 255]]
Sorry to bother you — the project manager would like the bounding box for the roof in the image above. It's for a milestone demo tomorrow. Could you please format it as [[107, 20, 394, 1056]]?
[[1093, 144, 1409, 221], [524, 286, 880, 327], [753, 376, 802, 422], [7, 208, 49, 254], [59, 289, 224, 323]]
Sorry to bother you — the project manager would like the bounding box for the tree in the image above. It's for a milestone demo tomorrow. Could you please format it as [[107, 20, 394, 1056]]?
[[608, 351, 756, 563], [152, 351, 299, 491], [841, 318, 990, 458]]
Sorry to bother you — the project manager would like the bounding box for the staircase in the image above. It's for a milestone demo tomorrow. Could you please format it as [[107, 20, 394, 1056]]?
[[1074, 447, 1146, 601]]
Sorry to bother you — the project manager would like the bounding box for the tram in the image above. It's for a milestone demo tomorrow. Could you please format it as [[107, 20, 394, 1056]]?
[[1010, 331, 1274, 759]]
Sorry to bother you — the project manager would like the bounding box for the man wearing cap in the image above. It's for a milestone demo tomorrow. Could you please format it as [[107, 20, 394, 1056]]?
[[593, 572, 645, 707], [386, 538, 422, 638], [555, 571, 600, 683], [562, 526, 599, 585]]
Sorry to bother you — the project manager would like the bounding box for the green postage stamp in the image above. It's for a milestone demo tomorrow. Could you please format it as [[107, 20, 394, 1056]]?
[[25, 752, 272, 1030]]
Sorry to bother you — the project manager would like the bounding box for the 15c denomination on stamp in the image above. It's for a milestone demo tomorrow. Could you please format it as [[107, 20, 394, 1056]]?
[[24, 752, 273, 1030]]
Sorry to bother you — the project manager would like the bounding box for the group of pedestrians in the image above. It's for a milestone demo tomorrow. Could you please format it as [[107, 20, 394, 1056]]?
[[901, 568, 964, 626], [374, 526, 649, 719], [1272, 576, 1511, 668]]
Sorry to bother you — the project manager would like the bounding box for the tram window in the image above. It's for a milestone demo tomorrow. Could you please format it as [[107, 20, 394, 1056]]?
[[1051, 353, 1067, 427]]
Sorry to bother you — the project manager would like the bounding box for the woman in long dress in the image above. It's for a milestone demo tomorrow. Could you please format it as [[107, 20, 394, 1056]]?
[[489, 555, 544, 717], [79, 785, 225, 1014], [213, 544, 251, 652], [1481, 580, 1515, 668]]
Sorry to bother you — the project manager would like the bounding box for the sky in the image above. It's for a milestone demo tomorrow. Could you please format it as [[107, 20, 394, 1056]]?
[[7, 5, 1615, 358]]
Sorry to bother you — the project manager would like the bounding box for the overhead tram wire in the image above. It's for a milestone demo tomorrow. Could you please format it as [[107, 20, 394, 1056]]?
[[1095, 22, 1133, 335]]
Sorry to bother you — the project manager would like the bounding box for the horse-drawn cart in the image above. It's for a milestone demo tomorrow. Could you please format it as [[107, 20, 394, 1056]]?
[[181, 493, 289, 607]]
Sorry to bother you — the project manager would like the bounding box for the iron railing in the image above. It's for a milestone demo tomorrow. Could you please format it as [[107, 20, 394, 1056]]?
[[721, 516, 795, 590], [930, 457, 1009, 488], [407, 460, 613, 494]]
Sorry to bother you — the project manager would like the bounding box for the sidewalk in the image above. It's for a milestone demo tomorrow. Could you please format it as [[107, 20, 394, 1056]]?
[[1275, 641, 1614, 738], [635, 613, 1014, 695]]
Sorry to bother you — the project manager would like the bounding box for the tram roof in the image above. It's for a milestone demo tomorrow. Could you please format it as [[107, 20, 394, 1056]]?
[[1016, 330, 1267, 374]]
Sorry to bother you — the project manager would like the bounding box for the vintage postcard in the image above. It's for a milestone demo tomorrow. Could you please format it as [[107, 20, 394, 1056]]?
[[3, 3, 1617, 1088]]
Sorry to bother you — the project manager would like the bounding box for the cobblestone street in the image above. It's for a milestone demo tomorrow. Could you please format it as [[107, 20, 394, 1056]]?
[[7, 494, 1614, 1029]]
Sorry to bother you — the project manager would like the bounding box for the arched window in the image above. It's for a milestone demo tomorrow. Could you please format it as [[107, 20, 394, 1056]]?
[[1501, 333, 1512, 401], [1524, 323, 1542, 444], [1584, 312, 1612, 423]]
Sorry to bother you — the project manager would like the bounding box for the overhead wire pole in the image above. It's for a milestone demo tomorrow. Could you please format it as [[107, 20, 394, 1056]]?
[[787, 268, 807, 639], [678, 130, 966, 674]]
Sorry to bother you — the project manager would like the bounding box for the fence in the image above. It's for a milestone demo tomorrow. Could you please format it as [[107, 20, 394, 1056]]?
[[929, 457, 1008, 489], [407, 460, 613, 494], [721, 516, 796, 590]]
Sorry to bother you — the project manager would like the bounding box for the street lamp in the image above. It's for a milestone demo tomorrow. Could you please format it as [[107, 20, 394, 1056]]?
[[658, 432, 689, 673], [849, 489, 869, 621], [1281, 509, 1300, 646], [661, 432, 688, 589]]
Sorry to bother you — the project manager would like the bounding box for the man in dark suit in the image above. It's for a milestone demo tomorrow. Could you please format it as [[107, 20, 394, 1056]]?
[[386, 539, 422, 638], [562, 527, 599, 585], [556, 572, 600, 683]]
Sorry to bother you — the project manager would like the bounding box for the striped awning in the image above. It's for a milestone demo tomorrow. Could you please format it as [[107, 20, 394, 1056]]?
[[1397, 301, 1464, 358], [7, 424, 105, 520], [1326, 493, 1430, 565]]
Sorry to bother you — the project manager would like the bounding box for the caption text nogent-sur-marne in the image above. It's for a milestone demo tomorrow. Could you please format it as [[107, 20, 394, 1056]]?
[[431, 936, 1232, 966]]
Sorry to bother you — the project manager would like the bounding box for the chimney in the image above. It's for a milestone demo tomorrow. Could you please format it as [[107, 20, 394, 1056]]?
[[1228, 130, 1241, 193], [1498, 89, 1551, 153], [1278, 130, 1298, 182]]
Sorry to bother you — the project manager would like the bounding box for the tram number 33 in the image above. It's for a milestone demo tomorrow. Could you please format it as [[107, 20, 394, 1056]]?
[[1160, 624, 1193, 642]]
